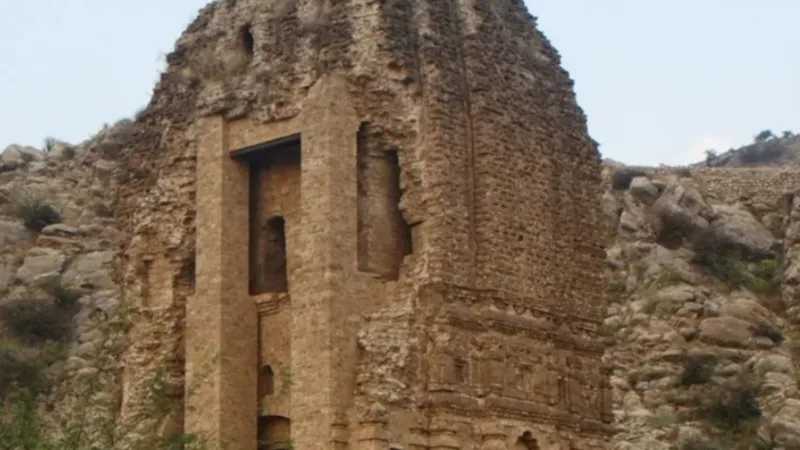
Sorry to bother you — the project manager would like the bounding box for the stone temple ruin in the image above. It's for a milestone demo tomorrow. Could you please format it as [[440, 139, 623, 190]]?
[[117, 0, 612, 449]]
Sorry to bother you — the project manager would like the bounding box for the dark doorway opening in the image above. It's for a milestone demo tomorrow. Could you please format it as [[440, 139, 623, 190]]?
[[240, 24, 255, 57], [232, 134, 300, 295]]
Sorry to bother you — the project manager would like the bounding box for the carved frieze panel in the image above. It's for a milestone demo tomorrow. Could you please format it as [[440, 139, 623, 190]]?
[[424, 327, 609, 423], [419, 282, 612, 431]]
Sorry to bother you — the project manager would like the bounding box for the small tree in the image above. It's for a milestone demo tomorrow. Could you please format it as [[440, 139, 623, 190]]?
[[11, 191, 62, 232], [0, 301, 218, 450], [754, 130, 774, 143], [782, 130, 795, 139], [43, 137, 58, 152], [704, 149, 718, 167]]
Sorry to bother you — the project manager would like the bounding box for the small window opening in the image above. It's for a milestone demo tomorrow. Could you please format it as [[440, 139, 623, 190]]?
[[258, 365, 275, 397], [515, 432, 540, 450], [454, 357, 467, 383], [240, 25, 255, 57]]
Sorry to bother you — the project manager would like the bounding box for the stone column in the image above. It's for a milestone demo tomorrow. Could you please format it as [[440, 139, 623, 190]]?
[[188, 115, 258, 449], [291, 73, 361, 450]]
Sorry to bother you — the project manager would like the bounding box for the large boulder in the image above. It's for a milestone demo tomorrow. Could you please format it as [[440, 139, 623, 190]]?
[[650, 183, 711, 241], [60, 250, 115, 295], [698, 316, 753, 348], [637, 244, 697, 285], [720, 295, 775, 329], [771, 399, 800, 449], [14, 248, 66, 287], [629, 176, 660, 204], [1, 144, 43, 165], [619, 210, 642, 233], [704, 204, 777, 259]]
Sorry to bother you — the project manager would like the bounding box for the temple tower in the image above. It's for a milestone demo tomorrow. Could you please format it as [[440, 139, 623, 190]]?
[[119, 1, 614, 449]]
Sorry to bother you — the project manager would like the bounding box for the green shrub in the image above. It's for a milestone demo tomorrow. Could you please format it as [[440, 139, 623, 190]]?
[[0, 352, 214, 450], [0, 297, 74, 342], [12, 195, 62, 231], [679, 354, 717, 387], [43, 137, 58, 152], [753, 323, 784, 344], [697, 377, 762, 433], [694, 251, 780, 295], [746, 258, 781, 295], [0, 342, 45, 398], [50, 282, 82, 308], [656, 266, 686, 286], [752, 258, 779, 279], [699, 251, 748, 289]]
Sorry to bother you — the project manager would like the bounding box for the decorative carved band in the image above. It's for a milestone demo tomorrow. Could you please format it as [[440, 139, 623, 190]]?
[[425, 394, 615, 437], [443, 310, 605, 355], [421, 283, 604, 331]]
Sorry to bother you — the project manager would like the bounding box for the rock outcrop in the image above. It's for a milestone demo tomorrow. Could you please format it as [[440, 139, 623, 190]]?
[[0, 128, 127, 440], [604, 164, 800, 449]]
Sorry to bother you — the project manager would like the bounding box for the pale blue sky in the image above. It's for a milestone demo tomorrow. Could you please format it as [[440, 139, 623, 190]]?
[[1, 1, 798, 166]]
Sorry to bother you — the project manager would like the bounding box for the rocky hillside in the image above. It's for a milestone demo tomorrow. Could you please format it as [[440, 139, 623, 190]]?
[[0, 125, 141, 445], [603, 165, 800, 449], [701, 131, 800, 168]]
